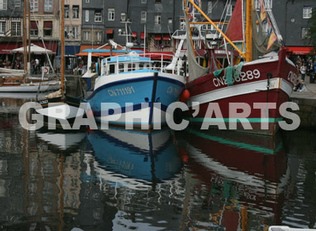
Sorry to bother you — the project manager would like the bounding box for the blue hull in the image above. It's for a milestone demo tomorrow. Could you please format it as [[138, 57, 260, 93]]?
[[86, 73, 184, 127]]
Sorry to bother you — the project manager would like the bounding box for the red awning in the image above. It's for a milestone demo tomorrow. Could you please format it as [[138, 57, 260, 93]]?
[[33, 41, 58, 53], [132, 32, 137, 38], [105, 28, 113, 34], [43, 21, 52, 29], [0, 43, 22, 54], [286, 46, 314, 55], [154, 35, 162, 40], [140, 32, 145, 39], [162, 35, 170, 41]]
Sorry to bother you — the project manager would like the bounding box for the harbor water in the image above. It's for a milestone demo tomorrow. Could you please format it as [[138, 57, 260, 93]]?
[[0, 96, 316, 230]]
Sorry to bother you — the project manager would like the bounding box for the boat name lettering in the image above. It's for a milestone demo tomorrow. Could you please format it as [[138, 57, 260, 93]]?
[[287, 71, 298, 85], [213, 69, 261, 87], [167, 86, 180, 96], [108, 86, 135, 96]]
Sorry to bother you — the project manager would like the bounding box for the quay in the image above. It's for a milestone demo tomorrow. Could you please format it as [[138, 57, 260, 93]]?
[[290, 80, 316, 129], [1, 74, 316, 130]]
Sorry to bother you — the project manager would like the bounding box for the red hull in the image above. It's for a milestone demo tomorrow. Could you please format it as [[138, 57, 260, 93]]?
[[185, 49, 298, 135]]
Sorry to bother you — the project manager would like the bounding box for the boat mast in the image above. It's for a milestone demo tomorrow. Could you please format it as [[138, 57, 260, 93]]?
[[23, 0, 28, 76], [60, 0, 65, 95], [245, 0, 253, 61]]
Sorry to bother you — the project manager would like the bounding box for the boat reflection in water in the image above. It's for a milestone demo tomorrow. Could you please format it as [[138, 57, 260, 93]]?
[[81, 127, 185, 230], [36, 129, 86, 154], [86, 127, 183, 188], [180, 128, 290, 230]]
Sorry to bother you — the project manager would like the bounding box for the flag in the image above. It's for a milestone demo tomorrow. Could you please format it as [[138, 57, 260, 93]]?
[[267, 31, 277, 50]]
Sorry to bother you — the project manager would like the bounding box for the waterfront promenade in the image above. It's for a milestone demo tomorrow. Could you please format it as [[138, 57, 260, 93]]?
[[1, 77, 316, 129], [290, 80, 316, 128]]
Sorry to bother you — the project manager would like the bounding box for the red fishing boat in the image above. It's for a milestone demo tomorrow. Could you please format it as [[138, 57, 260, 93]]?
[[183, 0, 299, 136]]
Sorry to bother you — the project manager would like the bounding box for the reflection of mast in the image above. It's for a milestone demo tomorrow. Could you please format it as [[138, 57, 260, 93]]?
[[57, 155, 65, 231], [23, 1, 28, 75], [22, 128, 30, 221]]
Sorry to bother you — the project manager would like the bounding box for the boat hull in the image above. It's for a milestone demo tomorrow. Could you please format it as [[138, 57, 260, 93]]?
[[0, 80, 60, 93], [186, 51, 298, 135], [87, 72, 185, 129]]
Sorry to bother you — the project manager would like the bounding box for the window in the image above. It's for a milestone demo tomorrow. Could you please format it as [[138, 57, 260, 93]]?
[[0, 0, 7, 10], [155, 0, 161, 3], [255, 0, 272, 11], [121, 13, 126, 22], [14, 0, 21, 8], [30, 0, 38, 12], [95, 31, 102, 42], [303, 6, 312, 19], [180, 18, 185, 30], [94, 10, 102, 22], [83, 31, 90, 41], [227, 3, 232, 16], [65, 5, 69, 18], [85, 10, 89, 22], [108, 8, 115, 21], [73, 26, 79, 39], [73, 5, 79, 19], [30, 21, 38, 36], [0, 21, 5, 34], [207, 1, 212, 14], [141, 0, 147, 3], [43, 21, 52, 37], [85, 0, 90, 3], [65, 26, 79, 39], [141, 11, 147, 24], [265, 0, 272, 10], [154, 15, 161, 25], [44, 0, 53, 12], [11, 21, 21, 36], [301, 27, 311, 39]]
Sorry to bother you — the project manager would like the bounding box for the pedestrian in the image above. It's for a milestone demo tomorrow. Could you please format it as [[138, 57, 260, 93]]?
[[300, 62, 307, 81], [312, 60, 316, 83], [35, 58, 40, 74]]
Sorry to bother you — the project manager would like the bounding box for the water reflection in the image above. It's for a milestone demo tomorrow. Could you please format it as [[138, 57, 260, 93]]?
[[1, 101, 316, 230], [36, 130, 86, 154], [85, 128, 183, 188], [178, 129, 289, 230], [80, 128, 184, 230]]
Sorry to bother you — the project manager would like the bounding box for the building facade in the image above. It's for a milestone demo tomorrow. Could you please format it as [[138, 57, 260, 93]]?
[[273, 0, 315, 55], [0, 0, 315, 60]]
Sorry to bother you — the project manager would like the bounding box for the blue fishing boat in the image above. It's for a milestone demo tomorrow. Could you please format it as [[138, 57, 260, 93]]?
[[83, 44, 186, 129]]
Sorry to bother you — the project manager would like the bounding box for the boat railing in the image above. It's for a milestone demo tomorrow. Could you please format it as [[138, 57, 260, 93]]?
[[171, 29, 186, 39], [140, 53, 182, 74], [102, 52, 183, 76]]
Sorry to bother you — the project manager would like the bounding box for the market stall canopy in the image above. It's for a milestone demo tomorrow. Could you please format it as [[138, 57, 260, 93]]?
[[10, 43, 55, 54]]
